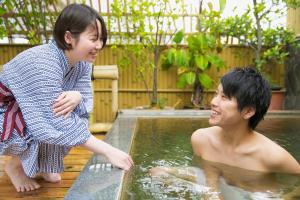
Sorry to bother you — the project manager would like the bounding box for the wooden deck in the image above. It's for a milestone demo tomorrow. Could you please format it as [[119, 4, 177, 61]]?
[[0, 134, 105, 200]]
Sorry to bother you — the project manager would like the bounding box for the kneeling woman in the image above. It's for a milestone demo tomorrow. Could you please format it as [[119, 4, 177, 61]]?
[[0, 4, 133, 192]]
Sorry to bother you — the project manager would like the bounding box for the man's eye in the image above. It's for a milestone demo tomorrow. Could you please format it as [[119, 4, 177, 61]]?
[[221, 94, 229, 100]]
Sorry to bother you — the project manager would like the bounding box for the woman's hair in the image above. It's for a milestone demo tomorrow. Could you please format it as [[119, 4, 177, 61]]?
[[53, 4, 107, 50], [221, 67, 271, 129]]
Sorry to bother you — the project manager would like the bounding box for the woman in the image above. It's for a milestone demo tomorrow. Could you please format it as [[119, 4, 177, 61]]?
[[0, 4, 133, 192]]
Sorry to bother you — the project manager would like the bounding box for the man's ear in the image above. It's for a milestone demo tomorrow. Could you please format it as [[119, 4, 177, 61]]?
[[64, 31, 73, 47], [241, 106, 256, 119]]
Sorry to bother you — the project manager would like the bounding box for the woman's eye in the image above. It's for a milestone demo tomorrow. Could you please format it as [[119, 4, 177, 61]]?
[[90, 36, 98, 41]]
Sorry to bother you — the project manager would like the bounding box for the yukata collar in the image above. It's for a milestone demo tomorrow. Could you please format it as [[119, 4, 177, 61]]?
[[49, 39, 74, 73]]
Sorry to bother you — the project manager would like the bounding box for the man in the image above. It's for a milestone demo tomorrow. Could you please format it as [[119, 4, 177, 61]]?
[[191, 67, 300, 173], [150, 67, 300, 199]]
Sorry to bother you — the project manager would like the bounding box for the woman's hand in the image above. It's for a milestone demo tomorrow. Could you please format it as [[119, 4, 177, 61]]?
[[81, 135, 134, 171], [53, 91, 82, 119], [104, 146, 134, 171]]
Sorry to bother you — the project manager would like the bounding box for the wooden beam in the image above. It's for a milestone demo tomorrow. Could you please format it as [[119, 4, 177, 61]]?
[[90, 65, 118, 133]]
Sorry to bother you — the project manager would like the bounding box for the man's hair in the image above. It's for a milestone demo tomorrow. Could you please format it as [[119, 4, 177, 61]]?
[[221, 67, 271, 129], [53, 4, 107, 50]]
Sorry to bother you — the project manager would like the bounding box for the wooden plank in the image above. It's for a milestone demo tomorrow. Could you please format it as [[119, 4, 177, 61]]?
[[0, 187, 68, 198], [63, 158, 91, 165], [0, 134, 106, 199], [0, 178, 74, 188], [67, 148, 93, 154], [63, 164, 85, 172], [39, 180, 74, 188], [4, 198, 63, 200], [60, 172, 81, 180], [63, 154, 92, 160]]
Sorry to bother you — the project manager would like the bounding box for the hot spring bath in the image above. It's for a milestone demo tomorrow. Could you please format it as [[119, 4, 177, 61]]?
[[65, 110, 300, 200]]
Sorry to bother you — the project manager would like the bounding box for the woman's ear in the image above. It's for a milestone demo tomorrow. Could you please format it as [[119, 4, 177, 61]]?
[[241, 106, 256, 120], [64, 31, 73, 47]]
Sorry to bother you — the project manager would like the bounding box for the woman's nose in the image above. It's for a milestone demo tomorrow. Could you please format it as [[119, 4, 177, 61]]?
[[96, 40, 103, 50]]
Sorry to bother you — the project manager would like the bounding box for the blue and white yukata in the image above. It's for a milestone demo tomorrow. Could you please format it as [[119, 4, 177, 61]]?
[[0, 40, 93, 177]]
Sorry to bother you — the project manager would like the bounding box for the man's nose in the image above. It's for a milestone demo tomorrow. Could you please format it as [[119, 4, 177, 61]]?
[[210, 96, 218, 108]]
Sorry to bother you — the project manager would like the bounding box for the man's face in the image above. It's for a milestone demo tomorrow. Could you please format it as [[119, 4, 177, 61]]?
[[209, 84, 243, 127]]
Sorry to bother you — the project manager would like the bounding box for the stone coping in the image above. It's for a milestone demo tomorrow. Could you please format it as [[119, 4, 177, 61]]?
[[65, 110, 300, 200], [65, 116, 137, 200]]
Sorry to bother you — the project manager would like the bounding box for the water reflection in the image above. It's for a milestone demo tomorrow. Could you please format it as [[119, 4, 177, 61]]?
[[121, 118, 300, 200], [194, 157, 300, 200]]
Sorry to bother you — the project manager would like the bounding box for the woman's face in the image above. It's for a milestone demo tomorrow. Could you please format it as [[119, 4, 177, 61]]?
[[66, 19, 103, 64]]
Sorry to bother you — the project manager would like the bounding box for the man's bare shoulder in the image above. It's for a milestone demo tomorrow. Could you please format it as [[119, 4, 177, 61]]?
[[255, 132, 300, 174], [191, 126, 219, 142], [191, 126, 220, 156]]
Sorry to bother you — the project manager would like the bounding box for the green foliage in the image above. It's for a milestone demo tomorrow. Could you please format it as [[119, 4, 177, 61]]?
[[222, 12, 253, 43], [110, 0, 185, 106], [163, 32, 224, 88], [0, 0, 11, 39], [161, 31, 225, 107], [0, 0, 59, 44], [222, 0, 299, 84], [157, 97, 168, 109], [261, 27, 297, 65], [285, 0, 300, 8], [173, 30, 184, 44], [160, 0, 226, 107], [219, 0, 227, 12]]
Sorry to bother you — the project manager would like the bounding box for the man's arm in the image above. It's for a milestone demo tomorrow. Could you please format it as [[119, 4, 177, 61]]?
[[191, 128, 223, 193], [201, 161, 222, 190], [191, 128, 209, 157]]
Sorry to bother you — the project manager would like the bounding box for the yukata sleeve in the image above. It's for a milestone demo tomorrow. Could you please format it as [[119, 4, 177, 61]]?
[[4, 58, 91, 147], [72, 63, 93, 119]]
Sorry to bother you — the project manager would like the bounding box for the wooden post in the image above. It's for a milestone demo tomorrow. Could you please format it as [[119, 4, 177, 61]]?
[[287, 8, 300, 36], [89, 65, 119, 133]]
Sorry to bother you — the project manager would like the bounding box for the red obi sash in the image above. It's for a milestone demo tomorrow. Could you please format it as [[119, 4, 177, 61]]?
[[0, 83, 25, 142]]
